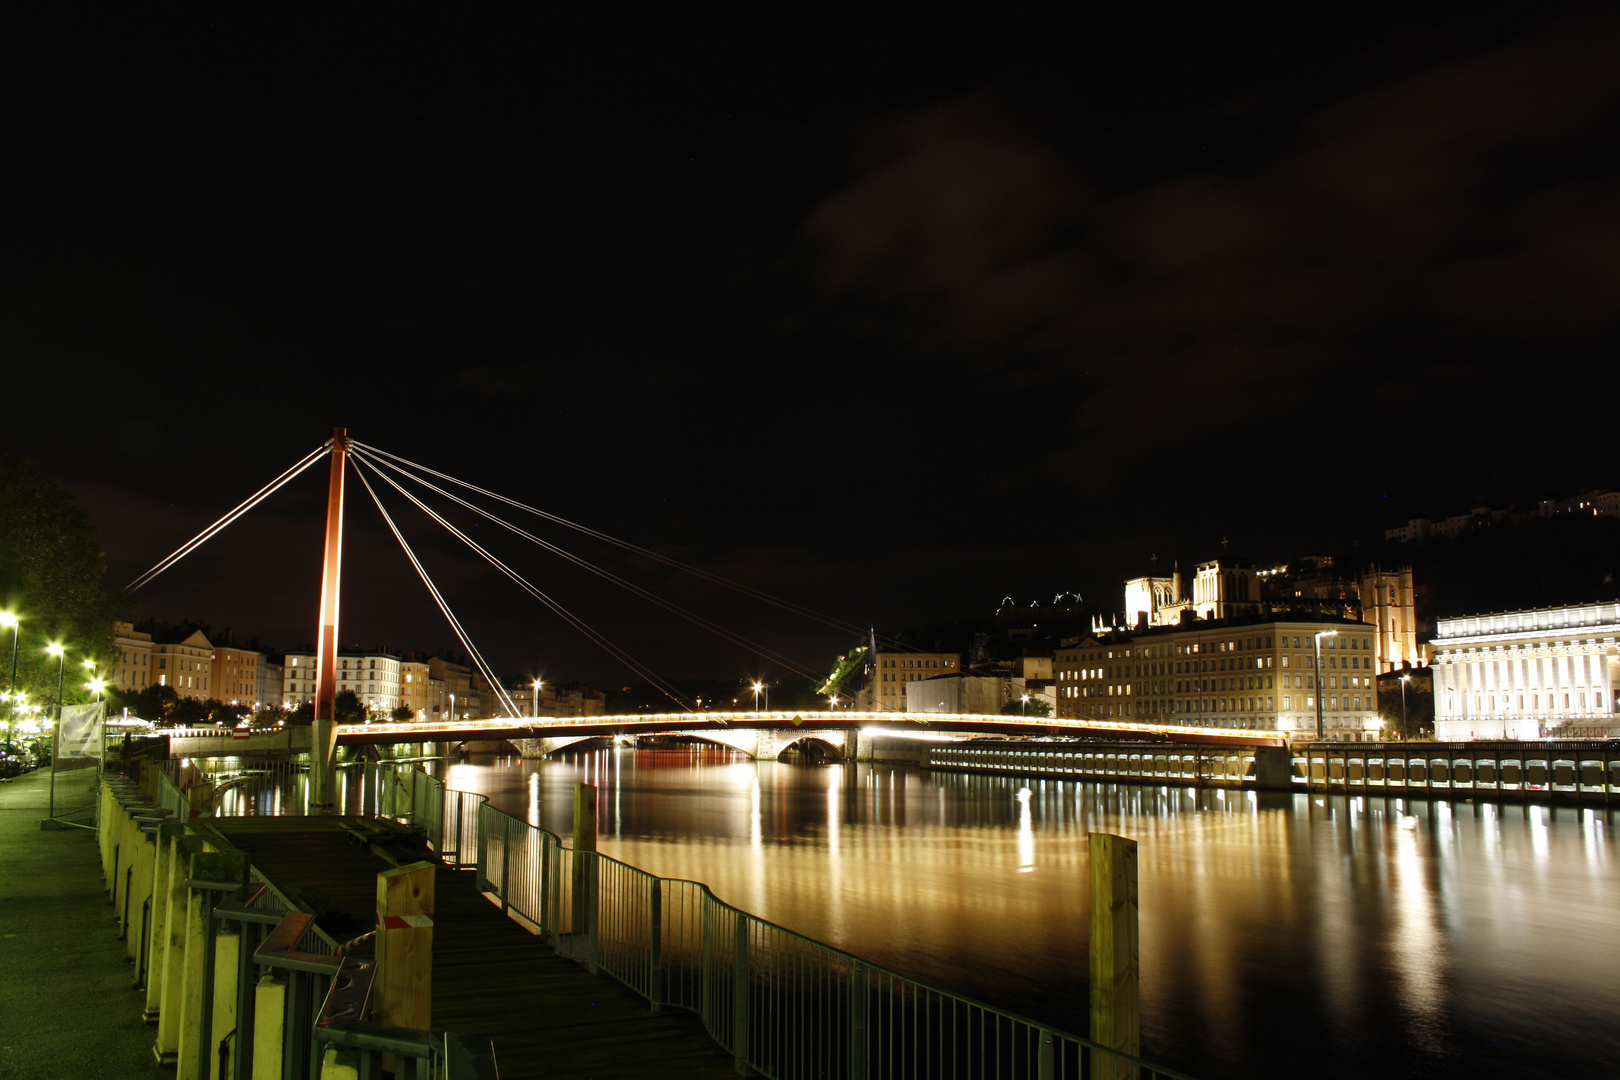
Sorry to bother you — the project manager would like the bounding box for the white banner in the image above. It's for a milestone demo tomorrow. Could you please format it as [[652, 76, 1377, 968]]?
[[56, 701, 105, 764]]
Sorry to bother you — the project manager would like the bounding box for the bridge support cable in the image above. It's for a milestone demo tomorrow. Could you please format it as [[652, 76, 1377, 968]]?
[[349, 461, 524, 719], [349, 445, 826, 685], [348, 441, 917, 652], [351, 453, 695, 714], [125, 442, 332, 593]]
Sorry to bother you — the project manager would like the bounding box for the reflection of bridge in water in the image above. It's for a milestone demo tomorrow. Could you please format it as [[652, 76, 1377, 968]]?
[[332, 710, 1288, 758]]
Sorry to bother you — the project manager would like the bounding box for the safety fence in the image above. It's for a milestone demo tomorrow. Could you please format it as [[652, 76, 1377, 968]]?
[[101, 768, 495, 1078], [149, 757, 1193, 1079], [474, 798, 1193, 1080]]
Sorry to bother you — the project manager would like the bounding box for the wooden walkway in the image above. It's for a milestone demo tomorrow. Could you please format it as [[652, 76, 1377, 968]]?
[[208, 817, 739, 1079]]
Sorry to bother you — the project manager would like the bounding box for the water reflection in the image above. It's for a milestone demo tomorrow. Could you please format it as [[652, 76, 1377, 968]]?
[[433, 746, 1620, 1079]]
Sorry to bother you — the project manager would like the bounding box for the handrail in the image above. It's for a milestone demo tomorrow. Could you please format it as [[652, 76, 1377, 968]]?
[[473, 798, 1196, 1080]]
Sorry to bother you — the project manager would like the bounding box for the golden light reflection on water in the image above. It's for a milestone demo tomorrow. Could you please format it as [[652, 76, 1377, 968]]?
[[437, 747, 1620, 1079]]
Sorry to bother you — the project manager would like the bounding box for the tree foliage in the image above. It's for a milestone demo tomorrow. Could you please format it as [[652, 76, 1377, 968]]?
[[0, 449, 130, 702], [1000, 698, 1053, 717], [334, 689, 367, 723]]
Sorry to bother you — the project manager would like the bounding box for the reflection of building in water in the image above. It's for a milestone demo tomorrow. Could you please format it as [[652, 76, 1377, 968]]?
[[1093, 557, 1424, 676], [1431, 601, 1620, 740]]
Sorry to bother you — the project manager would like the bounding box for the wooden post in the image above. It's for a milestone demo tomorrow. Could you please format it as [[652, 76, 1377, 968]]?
[[1089, 832, 1139, 1080], [376, 861, 435, 1032], [571, 782, 597, 938]]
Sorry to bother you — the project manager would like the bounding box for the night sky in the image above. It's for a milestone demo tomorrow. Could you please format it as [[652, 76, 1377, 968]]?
[[7, 5, 1618, 686]]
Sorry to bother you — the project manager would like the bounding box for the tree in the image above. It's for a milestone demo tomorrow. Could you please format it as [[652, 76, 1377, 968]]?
[[116, 683, 181, 724], [817, 642, 869, 701], [1378, 681, 1434, 740], [391, 705, 414, 722], [0, 449, 131, 702], [334, 689, 367, 722], [1001, 698, 1054, 717]]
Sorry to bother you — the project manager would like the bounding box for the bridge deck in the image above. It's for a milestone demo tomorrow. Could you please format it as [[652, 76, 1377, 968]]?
[[208, 817, 736, 1079]]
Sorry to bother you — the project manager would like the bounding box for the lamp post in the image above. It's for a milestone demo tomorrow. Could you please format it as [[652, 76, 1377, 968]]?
[[1400, 673, 1411, 738], [1021, 693, 1030, 716], [532, 679, 542, 719], [2, 613, 17, 757], [449, 692, 455, 722], [752, 681, 765, 714], [1313, 630, 1338, 741]]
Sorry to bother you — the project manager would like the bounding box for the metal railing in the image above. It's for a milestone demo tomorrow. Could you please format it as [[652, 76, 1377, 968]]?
[[474, 800, 1192, 1080], [154, 756, 1189, 1078], [162, 757, 313, 816]]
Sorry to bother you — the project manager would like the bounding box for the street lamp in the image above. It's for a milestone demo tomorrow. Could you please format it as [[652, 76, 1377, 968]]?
[[1400, 673, 1411, 738], [46, 643, 65, 721], [448, 693, 455, 722], [532, 679, 542, 718], [752, 681, 764, 714], [1, 613, 17, 756], [1313, 630, 1338, 741], [829, 694, 838, 713], [1021, 693, 1031, 716]]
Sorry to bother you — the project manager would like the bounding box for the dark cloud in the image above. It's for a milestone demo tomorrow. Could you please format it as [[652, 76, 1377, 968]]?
[[804, 7, 1620, 484]]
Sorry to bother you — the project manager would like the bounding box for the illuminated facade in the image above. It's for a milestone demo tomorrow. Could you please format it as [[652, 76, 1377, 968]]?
[[1095, 559, 1421, 675], [860, 653, 962, 712], [112, 622, 154, 692], [1431, 602, 1620, 740], [151, 627, 216, 700], [1055, 617, 1383, 742], [399, 660, 434, 720], [210, 645, 260, 706], [283, 650, 402, 712]]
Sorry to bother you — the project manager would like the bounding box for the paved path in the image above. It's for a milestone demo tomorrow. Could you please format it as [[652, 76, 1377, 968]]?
[[0, 767, 169, 1080]]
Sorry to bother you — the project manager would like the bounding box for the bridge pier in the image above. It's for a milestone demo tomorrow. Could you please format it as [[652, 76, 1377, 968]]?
[[508, 736, 597, 759]]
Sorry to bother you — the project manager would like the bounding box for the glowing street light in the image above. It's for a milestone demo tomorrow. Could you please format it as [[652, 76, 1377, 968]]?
[[2, 613, 17, 757], [1021, 693, 1031, 716], [752, 681, 765, 713], [1313, 630, 1339, 741], [1400, 672, 1412, 738], [532, 678, 542, 719]]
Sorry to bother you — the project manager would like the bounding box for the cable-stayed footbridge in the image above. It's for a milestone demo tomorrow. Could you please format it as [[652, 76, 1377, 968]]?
[[129, 429, 1285, 799]]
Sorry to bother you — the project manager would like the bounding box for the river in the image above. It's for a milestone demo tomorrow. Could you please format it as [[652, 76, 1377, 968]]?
[[426, 745, 1620, 1079]]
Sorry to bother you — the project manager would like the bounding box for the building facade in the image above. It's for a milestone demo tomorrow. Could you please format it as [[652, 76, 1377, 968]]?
[[151, 627, 216, 700], [860, 652, 962, 712], [399, 660, 438, 720], [1055, 617, 1383, 742], [282, 650, 403, 713], [112, 622, 154, 693], [1431, 602, 1620, 740], [1095, 558, 1422, 675], [210, 645, 261, 706]]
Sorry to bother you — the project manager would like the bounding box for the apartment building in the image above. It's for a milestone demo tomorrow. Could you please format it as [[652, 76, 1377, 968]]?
[[1055, 616, 1383, 742], [112, 622, 154, 692], [859, 653, 962, 712]]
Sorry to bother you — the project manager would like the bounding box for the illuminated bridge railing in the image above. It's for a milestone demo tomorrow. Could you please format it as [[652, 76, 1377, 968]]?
[[474, 798, 1194, 1080], [338, 709, 1285, 744]]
